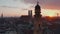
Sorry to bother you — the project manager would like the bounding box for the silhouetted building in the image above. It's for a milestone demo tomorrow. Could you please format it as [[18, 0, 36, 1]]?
[[34, 1, 41, 18], [20, 15, 30, 22], [33, 1, 53, 34], [34, 1, 42, 34], [28, 10, 32, 17], [1, 13, 3, 18]]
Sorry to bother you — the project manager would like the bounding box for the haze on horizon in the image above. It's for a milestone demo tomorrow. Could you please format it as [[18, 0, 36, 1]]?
[[0, 0, 60, 17]]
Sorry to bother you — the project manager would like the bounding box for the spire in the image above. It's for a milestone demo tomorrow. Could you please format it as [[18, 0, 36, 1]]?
[[1, 13, 3, 18], [37, 0, 39, 5]]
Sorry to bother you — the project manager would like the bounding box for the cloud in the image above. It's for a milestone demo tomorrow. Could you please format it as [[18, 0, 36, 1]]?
[[24, 0, 60, 10], [0, 6, 19, 9]]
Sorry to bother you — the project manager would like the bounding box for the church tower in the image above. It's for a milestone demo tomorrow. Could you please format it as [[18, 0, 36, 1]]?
[[33, 1, 52, 34], [34, 1, 41, 18], [34, 1, 42, 34]]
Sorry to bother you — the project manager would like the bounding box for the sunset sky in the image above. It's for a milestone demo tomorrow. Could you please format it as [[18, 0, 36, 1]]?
[[0, 0, 60, 17]]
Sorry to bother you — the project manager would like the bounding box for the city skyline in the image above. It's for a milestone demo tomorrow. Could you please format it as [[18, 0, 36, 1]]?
[[0, 0, 60, 17]]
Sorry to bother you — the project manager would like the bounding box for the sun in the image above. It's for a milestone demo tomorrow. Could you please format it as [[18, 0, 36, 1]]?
[[46, 11, 56, 17], [42, 9, 57, 17]]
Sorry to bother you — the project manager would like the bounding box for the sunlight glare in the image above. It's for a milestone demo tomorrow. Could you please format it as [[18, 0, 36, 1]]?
[[42, 9, 57, 17]]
